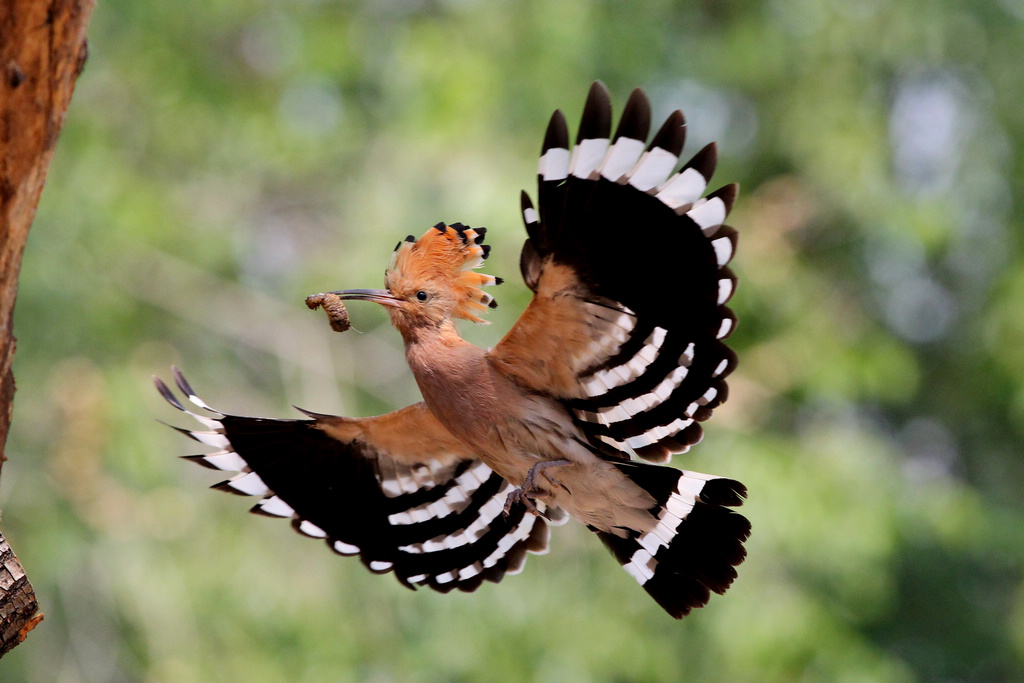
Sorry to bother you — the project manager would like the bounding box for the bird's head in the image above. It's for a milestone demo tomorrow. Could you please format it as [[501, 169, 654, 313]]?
[[332, 222, 501, 333]]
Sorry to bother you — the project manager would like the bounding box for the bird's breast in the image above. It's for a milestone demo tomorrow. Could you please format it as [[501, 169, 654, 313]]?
[[404, 334, 586, 486]]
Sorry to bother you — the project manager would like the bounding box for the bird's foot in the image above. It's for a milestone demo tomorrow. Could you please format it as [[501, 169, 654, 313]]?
[[503, 459, 572, 517], [503, 487, 538, 516]]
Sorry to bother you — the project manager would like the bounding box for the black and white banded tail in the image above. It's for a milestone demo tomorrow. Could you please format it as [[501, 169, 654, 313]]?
[[598, 462, 749, 618]]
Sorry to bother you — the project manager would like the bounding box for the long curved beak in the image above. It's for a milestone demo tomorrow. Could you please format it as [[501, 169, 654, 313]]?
[[329, 288, 402, 308]]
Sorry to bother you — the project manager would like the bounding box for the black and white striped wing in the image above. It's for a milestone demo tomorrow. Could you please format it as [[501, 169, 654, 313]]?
[[493, 82, 738, 464], [155, 369, 564, 594]]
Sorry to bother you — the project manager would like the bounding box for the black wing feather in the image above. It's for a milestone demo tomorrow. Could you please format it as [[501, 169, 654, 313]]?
[[522, 84, 739, 463], [156, 373, 560, 593]]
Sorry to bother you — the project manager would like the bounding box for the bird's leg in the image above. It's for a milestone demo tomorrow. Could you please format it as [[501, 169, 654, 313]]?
[[503, 459, 572, 517]]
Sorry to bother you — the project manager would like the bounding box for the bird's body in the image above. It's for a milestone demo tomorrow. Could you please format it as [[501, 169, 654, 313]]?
[[397, 279, 661, 536], [157, 82, 750, 618], [405, 328, 562, 491]]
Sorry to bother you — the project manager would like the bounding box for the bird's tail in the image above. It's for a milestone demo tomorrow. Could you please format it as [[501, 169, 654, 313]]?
[[594, 461, 750, 618]]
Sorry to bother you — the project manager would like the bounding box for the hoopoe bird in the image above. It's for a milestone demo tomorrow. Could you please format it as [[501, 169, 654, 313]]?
[[156, 82, 750, 618]]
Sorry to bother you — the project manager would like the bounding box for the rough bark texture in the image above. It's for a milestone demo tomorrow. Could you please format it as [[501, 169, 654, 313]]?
[[0, 0, 95, 658], [0, 532, 41, 656]]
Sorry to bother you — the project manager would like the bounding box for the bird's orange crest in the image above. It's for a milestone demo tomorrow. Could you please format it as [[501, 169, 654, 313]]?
[[386, 222, 502, 323]]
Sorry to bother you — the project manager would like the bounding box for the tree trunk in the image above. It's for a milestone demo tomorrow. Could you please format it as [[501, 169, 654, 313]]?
[[0, 0, 95, 657]]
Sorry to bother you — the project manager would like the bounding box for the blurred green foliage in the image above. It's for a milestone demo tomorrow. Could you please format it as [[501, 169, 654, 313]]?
[[3, 0, 1024, 680]]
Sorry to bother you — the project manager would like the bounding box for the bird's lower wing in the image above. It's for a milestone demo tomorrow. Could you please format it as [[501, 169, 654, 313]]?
[[489, 82, 739, 464], [156, 369, 563, 594]]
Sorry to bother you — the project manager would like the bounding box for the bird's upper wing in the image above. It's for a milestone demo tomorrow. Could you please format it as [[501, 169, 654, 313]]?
[[155, 369, 564, 594], [489, 82, 739, 464]]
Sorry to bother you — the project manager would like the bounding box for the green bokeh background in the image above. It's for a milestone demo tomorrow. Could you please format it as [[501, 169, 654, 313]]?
[[4, 1, 1024, 681]]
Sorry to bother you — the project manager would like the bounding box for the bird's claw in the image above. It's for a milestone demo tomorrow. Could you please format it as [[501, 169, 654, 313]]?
[[502, 459, 572, 518], [545, 473, 570, 493], [503, 487, 539, 517]]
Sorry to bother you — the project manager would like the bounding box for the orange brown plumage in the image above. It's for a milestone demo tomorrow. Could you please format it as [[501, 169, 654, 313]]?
[[156, 82, 749, 618]]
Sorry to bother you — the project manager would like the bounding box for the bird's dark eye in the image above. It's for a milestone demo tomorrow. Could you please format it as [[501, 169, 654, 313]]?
[[416, 291, 428, 302]]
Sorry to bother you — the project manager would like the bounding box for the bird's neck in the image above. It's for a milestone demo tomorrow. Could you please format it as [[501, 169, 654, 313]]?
[[400, 320, 482, 390], [399, 319, 495, 443]]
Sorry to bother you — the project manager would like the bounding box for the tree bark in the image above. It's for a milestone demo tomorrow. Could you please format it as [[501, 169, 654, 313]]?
[[0, 0, 95, 657]]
